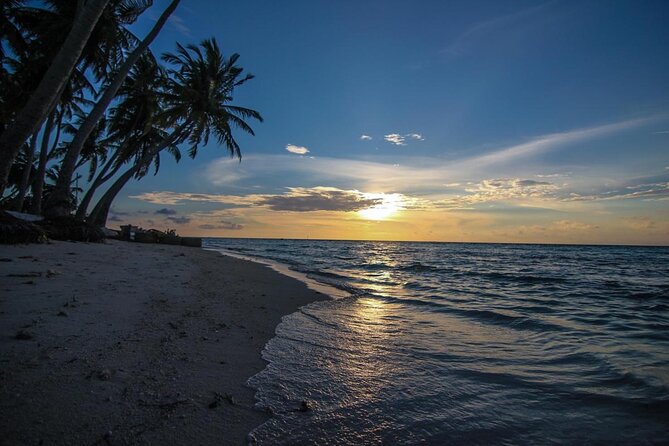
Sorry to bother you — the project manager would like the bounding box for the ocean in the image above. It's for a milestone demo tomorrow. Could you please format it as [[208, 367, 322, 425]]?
[[204, 238, 669, 445]]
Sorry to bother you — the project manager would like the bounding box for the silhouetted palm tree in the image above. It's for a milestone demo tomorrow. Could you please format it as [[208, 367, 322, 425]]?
[[87, 38, 262, 226], [46, 0, 181, 217], [0, 0, 110, 195]]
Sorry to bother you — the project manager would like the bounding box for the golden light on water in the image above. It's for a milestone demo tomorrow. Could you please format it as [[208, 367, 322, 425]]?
[[358, 193, 404, 220]]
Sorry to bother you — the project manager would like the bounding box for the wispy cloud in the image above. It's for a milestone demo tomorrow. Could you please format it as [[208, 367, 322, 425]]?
[[566, 182, 669, 202], [168, 14, 191, 36], [285, 144, 310, 155], [459, 116, 659, 168], [198, 221, 243, 230], [435, 178, 559, 209], [360, 134, 373, 141], [443, 2, 554, 56], [408, 133, 424, 141]]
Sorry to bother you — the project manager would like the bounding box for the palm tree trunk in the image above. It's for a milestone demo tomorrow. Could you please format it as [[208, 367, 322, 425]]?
[[29, 110, 58, 215], [87, 159, 144, 227], [46, 0, 181, 217], [75, 150, 121, 219], [13, 133, 38, 212], [0, 0, 110, 196], [87, 120, 190, 227]]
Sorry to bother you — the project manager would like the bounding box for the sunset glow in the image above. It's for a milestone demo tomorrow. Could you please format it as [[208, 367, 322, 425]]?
[[358, 194, 403, 221], [101, 1, 669, 245]]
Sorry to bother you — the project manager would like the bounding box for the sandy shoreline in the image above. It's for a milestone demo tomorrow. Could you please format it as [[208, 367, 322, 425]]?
[[0, 239, 326, 445]]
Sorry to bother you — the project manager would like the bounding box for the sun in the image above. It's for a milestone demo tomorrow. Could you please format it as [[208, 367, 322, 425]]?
[[358, 193, 403, 220]]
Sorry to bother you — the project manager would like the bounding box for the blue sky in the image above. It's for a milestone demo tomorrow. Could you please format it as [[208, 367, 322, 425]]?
[[111, 0, 669, 244]]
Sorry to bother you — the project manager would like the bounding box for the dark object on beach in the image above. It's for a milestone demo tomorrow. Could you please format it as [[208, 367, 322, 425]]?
[[0, 210, 47, 244], [118, 225, 202, 247], [15, 330, 34, 340], [299, 400, 312, 412], [98, 369, 112, 380], [37, 216, 105, 242], [134, 231, 158, 243], [209, 392, 236, 409]]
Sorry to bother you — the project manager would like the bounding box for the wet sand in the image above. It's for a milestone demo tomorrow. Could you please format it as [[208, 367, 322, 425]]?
[[0, 239, 326, 445]]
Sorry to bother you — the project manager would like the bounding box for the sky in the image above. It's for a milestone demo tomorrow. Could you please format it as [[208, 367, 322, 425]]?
[[106, 0, 669, 244]]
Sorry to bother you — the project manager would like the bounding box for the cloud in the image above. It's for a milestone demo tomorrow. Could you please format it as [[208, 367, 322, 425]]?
[[435, 178, 559, 209], [461, 116, 660, 168], [384, 134, 406, 146], [198, 221, 244, 230], [383, 133, 425, 146], [168, 14, 191, 36], [155, 208, 177, 215], [166, 216, 191, 225], [198, 115, 663, 195], [566, 182, 669, 202], [285, 144, 310, 155], [443, 2, 554, 56], [360, 135, 373, 141], [132, 187, 396, 213], [259, 187, 382, 212], [654, 130, 669, 134]]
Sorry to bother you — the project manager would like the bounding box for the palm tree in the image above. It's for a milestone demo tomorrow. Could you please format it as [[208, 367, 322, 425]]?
[[76, 53, 167, 219], [45, 0, 181, 218], [87, 38, 263, 226], [0, 0, 110, 195]]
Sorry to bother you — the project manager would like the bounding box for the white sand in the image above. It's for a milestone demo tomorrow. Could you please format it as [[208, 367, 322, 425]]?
[[0, 239, 326, 445]]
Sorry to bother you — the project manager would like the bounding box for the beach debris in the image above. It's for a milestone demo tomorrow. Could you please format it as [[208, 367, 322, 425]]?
[[0, 258, 11, 262], [15, 330, 34, 340], [209, 392, 236, 409], [22, 280, 35, 285], [98, 369, 113, 381], [298, 400, 312, 412], [7, 272, 42, 277], [0, 211, 47, 244], [57, 310, 68, 317], [46, 269, 60, 277], [37, 216, 105, 243], [63, 296, 79, 308]]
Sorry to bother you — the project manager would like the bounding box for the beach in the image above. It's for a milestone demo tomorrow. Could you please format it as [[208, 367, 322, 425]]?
[[0, 240, 326, 445]]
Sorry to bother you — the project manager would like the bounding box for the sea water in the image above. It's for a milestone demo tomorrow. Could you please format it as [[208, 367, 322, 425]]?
[[204, 239, 669, 445]]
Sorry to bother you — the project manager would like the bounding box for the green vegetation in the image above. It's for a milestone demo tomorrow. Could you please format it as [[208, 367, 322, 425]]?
[[0, 0, 262, 227]]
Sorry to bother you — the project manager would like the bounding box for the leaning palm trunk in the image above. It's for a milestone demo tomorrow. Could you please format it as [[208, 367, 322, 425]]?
[[46, 0, 181, 217], [75, 150, 122, 219], [88, 121, 189, 227], [13, 134, 38, 212], [0, 0, 110, 196], [87, 160, 142, 227], [29, 110, 61, 215]]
